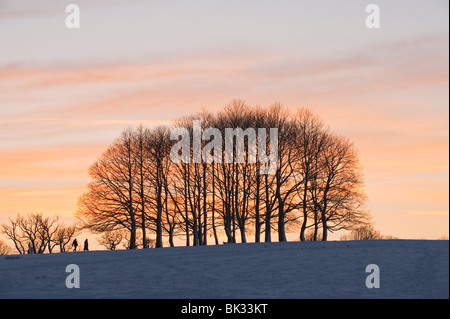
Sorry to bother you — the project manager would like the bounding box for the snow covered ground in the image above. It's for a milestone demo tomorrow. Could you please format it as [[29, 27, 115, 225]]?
[[0, 240, 448, 299]]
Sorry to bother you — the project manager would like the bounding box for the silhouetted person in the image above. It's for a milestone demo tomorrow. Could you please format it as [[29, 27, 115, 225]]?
[[83, 239, 89, 251], [72, 238, 78, 251], [28, 242, 34, 254]]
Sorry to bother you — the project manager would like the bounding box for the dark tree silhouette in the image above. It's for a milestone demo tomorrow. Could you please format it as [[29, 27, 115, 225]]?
[[77, 101, 369, 247]]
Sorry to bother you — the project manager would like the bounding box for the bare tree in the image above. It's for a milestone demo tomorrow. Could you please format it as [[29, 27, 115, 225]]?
[[2, 215, 27, 254], [1, 213, 64, 254], [0, 240, 12, 255], [97, 229, 126, 250], [340, 224, 398, 240], [340, 225, 380, 241], [294, 109, 328, 241], [133, 125, 152, 249], [77, 129, 139, 249], [146, 126, 173, 248], [76, 101, 369, 246], [53, 224, 78, 252], [312, 135, 368, 240]]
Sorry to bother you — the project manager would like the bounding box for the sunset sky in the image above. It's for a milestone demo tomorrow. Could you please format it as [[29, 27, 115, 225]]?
[[0, 0, 448, 240]]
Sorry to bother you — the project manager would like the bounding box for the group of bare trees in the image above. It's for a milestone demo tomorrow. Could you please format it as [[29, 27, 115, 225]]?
[[340, 225, 398, 241], [77, 101, 369, 249], [1, 213, 77, 254]]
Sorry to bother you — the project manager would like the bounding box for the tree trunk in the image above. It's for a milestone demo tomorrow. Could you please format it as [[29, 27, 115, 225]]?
[[264, 174, 271, 242], [255, 165, 261, 243], [313, 209, 318, 241], [224, 201, 233, 243], [128, 186, 137, 249], [322, 216, 328, 241], [155, 161, 163, 248], [156, 190, 163, 248], [140, 168, 148, 249], [276, 169, 286, 242], [168, 227, 174, 247], [300, 175, 308, 242], [211, 163, 219, 245], [183, 165, 190, 247], [321, 194, 329, 241]]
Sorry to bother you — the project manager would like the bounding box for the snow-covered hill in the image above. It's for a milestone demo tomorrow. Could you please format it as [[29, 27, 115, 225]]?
[[0, 240, 448, 299]]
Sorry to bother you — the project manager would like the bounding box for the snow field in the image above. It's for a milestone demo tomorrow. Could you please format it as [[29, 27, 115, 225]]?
[[0, 240, 448, 299]]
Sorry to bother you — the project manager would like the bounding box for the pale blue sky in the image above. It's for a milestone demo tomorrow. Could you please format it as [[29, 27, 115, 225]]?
[[0, 1, 448, 65]]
